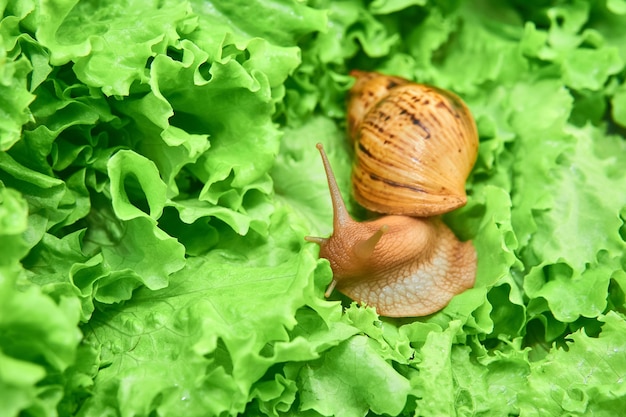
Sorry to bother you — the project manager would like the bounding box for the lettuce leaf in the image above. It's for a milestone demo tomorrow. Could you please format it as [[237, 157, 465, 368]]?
[[2, 0, 626, 416], [76, 208, 320, 416], [520, 312, 626, 416]]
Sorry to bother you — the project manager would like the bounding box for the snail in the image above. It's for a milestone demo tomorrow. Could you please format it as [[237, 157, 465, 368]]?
[[305, 71, 478, 317]]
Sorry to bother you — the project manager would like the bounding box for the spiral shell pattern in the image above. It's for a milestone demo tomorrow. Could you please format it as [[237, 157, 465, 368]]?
[[348, 70, 479, 217]]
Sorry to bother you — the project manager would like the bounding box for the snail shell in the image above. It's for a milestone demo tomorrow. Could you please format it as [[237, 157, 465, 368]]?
[[347, 70, 479, 217]]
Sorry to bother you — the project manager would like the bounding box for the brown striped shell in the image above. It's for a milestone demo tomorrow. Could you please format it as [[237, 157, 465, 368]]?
[[347, 70, 479, 217]]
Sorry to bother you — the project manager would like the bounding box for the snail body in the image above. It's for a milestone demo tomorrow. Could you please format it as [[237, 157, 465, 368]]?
[[306, 71, 479, 317], [306, 144, 476, 317], [348, 70, 479, 217]]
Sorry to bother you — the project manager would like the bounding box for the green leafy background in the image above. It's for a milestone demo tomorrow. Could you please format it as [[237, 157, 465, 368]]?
[[1, 0, 626, 416]]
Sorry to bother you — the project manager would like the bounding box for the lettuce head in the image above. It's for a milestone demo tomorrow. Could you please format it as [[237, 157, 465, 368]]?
[[1, 0, 625, 416]]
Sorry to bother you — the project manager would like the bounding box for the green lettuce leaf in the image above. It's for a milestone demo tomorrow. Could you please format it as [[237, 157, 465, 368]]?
[[297, 335, 411, 417], [0, 185, 80, 417], [520, 312, 626, 416], [523, 125, 626, 323], [32, 0, 195, 96], [77, 207, 320, 416], [408, 321, 529, 416], [272, 115, 354, 237]]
